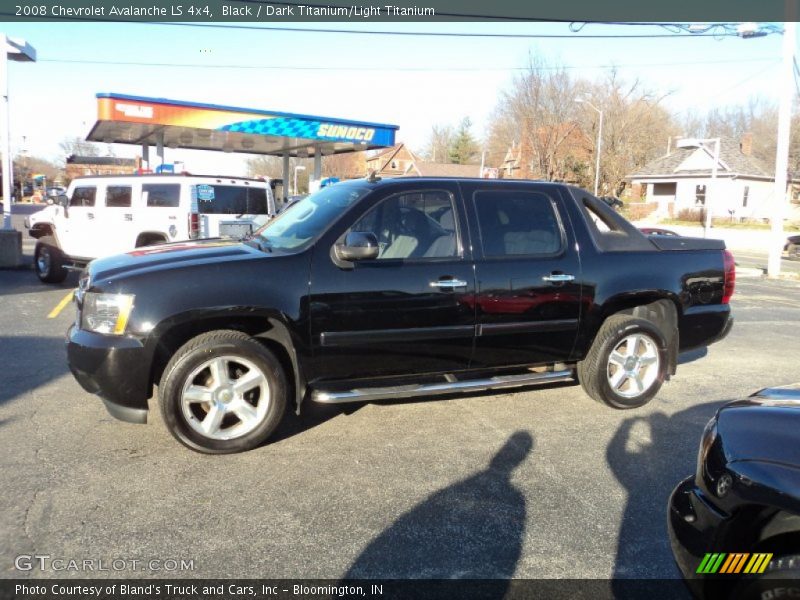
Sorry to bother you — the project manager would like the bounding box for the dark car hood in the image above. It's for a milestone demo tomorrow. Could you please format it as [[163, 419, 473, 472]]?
[[87, 238, 265, 282], [717, 389, 800, 468]]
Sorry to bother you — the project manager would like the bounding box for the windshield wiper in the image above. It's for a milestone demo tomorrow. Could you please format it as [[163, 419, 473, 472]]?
[[242, 235, 272, 253]]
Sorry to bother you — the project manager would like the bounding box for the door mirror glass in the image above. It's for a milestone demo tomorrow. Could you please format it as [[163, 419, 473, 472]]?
[[57, 194, 69, 207], [336, 231, 379, 261]]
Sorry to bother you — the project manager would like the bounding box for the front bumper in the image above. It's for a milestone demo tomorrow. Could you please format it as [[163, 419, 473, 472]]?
[[668, 476, 730, 598], [66, 325, 151, 424]]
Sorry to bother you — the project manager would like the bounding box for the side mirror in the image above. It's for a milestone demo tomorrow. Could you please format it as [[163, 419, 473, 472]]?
[[335, 231, 379, 262], [57, 195, 69, 207]]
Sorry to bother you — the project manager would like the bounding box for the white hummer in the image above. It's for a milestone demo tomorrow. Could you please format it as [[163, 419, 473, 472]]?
[[27, 174, 279, 283]]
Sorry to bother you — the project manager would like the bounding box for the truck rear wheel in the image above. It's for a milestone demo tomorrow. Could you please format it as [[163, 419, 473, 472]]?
[[34, 236, 68, 283], [577, 315, 667, 409], [158, 330, 287, 454]]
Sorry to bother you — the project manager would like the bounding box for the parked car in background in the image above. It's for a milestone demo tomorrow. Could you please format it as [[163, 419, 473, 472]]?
[[67, 177, 734, 453], [46, 186, 67, 199], [668, 384, 800, 600], [640, 227, 680, 237], [600, 195, 624, 210], [784, 234, 800, 258], [26, 173, 278, 283]]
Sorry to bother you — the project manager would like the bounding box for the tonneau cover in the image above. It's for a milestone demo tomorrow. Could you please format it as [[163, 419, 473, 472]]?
[[648, 236, 726, 251]]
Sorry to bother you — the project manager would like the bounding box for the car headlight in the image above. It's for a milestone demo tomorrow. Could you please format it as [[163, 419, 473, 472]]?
[[81, 293, 135, 335], [699, 418, 718, 466]]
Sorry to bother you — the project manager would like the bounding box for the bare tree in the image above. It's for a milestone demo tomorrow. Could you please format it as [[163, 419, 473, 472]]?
[[421, 124, 454, 162], [59, 136, 102, 159], [488, 54, 586, 182], [323, 152, 367, 179], [579, 70, 679, 196]]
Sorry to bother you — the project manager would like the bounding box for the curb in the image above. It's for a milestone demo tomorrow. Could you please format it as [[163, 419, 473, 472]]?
[[735, 267, 764, 278]]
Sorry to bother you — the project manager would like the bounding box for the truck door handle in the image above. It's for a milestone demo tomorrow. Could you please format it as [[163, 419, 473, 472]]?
[[430, 278, 468, 289], [542, 273, 575, 283]]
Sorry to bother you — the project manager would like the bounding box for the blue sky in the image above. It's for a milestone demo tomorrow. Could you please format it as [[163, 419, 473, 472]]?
[[1, 21, 790, 174]]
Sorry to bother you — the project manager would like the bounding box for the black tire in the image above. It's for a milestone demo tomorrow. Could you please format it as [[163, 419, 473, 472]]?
[[730, 554, 800, 600], [577, 315, 667, 409], [158, 330, 287, 454], [34, 235, 68, 283]]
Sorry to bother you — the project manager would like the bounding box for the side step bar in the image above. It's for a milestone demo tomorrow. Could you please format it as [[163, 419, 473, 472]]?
[[311, 369, 574, 404]]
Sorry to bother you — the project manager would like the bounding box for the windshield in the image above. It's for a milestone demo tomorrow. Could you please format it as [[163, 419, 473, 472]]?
[[252, 183, 370, 252]]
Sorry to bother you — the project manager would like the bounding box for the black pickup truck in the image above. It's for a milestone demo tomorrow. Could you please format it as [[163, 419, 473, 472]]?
[[66, 177, 735, 453]]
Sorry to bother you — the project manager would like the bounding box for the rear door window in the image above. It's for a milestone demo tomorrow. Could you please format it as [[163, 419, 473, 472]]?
[[473, 190, 563, 257], [143, 184, 180, 208], [106, 186, 132, 208], [196, 185, 269, 214], [69, 187, 96, 207]]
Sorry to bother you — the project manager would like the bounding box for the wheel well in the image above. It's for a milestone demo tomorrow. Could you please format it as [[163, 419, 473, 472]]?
[[135, 232, 168, 247], [753, 510, 800, 556], [612, 298, 678, 337], [599, 298, 680, 375], [148, 318, 296, 401], [30, 224, 54, 239]]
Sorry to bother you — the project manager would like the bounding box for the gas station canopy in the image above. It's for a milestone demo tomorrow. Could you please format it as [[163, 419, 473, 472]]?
[[87, 93, 398, 158]]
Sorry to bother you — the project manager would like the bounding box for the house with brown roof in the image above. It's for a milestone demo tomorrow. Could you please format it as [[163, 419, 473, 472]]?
[[627, 135, 789, 220], [366, 143, 482, 179]]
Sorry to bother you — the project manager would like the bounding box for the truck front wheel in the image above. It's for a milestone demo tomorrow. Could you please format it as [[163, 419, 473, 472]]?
[[158, 330, 287, 454], [34, 236, 68, 283], [577, 315, 667, 409]]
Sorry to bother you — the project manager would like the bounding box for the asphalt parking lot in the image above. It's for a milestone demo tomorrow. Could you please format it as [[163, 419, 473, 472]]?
[[1, 227, 799, 585]]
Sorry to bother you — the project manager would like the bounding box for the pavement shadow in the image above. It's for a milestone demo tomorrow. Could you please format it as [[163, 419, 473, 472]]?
[[342, 430, 533, 587], [271, 381, 574, 445], [0, 336, 71, 406], [606, 401, 729, 586]]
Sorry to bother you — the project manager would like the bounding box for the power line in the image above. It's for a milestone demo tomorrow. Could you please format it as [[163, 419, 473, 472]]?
[[38, 56, 778, 72], [0, 14, 755, 39]]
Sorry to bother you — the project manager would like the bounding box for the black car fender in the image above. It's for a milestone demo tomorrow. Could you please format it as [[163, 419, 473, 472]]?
[[145, 308, 308, 413]]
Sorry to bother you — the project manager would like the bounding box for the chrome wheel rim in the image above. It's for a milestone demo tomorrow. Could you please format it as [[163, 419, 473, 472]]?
[[606, 333, 660, 399], [37, 248, 50, 275], [180, 355, 270, 440]]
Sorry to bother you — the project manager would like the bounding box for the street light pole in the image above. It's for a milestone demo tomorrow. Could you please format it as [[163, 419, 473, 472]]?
[[768, 20, 796, 278], [575, 97, 603, 196], [703, 138, 720, 239]]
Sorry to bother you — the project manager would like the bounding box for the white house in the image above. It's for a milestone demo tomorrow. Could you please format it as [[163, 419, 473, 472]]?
[[627, 135, 790, 221]]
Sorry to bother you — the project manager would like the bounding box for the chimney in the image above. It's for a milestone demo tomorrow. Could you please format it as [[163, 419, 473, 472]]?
[[740, 132, 753, 156]]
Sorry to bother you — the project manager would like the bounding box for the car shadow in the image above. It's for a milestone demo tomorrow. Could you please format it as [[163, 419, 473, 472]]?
[[341, 430, 533, 587], [677, 347, 708, 365], [606, 401, 730, 588], [0, 336, 71, 407]]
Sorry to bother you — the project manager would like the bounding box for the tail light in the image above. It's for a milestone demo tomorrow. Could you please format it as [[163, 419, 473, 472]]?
[[722, 249, 735, 304], [188, 213, 199, 239]]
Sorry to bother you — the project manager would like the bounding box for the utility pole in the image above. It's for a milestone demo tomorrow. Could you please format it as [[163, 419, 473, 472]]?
[[767, 19, 796, 278]]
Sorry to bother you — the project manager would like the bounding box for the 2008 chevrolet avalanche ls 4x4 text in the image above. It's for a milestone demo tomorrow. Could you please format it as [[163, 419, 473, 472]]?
[[67, 177, 734, 453]]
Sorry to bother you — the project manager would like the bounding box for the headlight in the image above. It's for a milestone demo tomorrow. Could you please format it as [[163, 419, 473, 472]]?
[[699, 418, 718, 465], [81, 293, 135, 335]]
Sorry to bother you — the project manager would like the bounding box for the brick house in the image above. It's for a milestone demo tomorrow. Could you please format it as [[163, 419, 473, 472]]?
[[498, 123, 593, 182], [65, 155, 140, 181], [366, 143, 481, 178]]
